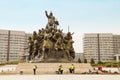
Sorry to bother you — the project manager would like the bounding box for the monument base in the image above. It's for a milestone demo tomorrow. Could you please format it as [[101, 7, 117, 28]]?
[[16, 63, 92, 74], [30, 50, 73, 63]]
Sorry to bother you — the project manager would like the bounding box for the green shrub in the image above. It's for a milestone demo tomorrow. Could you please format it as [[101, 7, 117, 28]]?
[[84, 59, 87, 63], [91, 64, 98, 66], [98, 61, 103, 64], [0, 61, 19, 65], [106, 64, 111, 67], [78, 58, 81, 63], [90, 58, 95, 64], [112, 64, 118, 67]]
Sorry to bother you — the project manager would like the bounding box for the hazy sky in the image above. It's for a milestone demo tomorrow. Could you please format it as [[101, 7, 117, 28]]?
[[0, 0, 120, 53]]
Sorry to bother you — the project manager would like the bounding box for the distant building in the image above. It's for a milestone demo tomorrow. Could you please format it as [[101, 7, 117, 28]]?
[[113, 35, 120, 61], [83, 33, 120, 63], [74, 53, 84, 62], [0, 29, 31, 62]]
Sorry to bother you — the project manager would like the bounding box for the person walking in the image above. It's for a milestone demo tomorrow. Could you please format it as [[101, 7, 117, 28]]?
[[33, 65, 37, 75]]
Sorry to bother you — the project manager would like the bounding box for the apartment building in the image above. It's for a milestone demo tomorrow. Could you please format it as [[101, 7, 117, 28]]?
[[0, 30, 9, 62], [113, 35, 120, 61], [113, 35, 120, 55], [83, 33, 115, 62], [0, 29, 31, 62]]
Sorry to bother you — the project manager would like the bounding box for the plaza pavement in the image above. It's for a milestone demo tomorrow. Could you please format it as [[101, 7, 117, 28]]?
[[0, 74, 120, 80], [0, 65, 120, 80]]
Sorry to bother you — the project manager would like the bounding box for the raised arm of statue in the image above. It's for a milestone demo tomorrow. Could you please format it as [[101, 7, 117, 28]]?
[[45, 10, 49, 18]]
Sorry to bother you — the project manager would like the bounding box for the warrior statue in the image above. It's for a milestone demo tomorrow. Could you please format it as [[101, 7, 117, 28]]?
[[27, 11, 75, 62], [45, 11, 59, 29]]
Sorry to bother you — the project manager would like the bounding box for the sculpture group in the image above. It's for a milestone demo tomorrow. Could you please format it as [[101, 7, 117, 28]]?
[[27, 11, 75, 62]]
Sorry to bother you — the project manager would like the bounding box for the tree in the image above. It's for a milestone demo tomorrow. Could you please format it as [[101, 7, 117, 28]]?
[[78, 58, 81, 63], [90, 58, 95, 64], [84, 58, 87, 63]]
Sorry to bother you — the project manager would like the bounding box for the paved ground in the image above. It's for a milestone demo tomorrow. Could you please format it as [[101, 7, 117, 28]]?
[[0, 75, 120, 80], [0, 65, 120, 80]]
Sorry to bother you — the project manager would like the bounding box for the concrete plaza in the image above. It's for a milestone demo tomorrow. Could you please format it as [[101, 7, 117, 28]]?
[[0, 64, 120, 80], [0, 75, 120, 80]]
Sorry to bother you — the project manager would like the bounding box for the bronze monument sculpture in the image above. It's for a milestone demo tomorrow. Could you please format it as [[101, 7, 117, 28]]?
[[27, 11, 75, 62]]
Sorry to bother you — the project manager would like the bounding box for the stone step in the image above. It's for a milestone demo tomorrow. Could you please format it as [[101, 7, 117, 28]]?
[[16, 63, 92, 74]]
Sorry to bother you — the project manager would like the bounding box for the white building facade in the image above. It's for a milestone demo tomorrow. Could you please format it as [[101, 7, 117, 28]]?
[[83, 33, 120, 63], [0, 30, 31, 62]]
